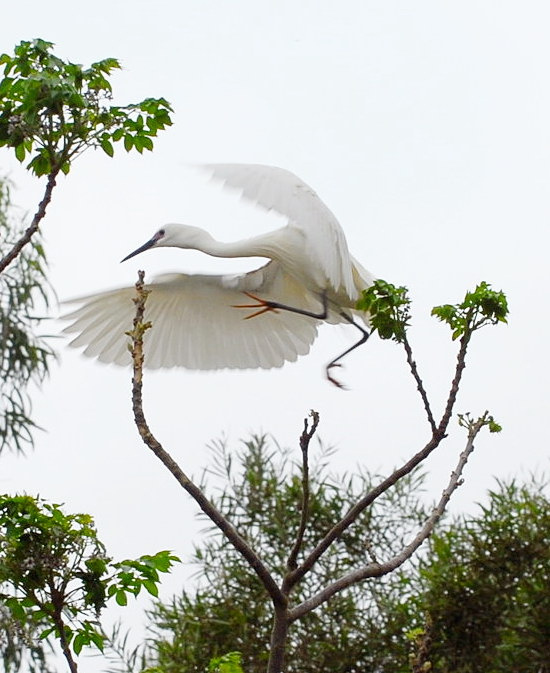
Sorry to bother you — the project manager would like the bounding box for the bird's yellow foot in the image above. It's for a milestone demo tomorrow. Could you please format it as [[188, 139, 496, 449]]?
[[232, 292, 281, 320]]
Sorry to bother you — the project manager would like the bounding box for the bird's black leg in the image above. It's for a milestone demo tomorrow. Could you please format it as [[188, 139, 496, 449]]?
[[233, 291, 370, 388], [325, 312, 370, 389]]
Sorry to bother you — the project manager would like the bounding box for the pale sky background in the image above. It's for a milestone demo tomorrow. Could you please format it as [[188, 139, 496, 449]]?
[[1, 1, 549, 669]]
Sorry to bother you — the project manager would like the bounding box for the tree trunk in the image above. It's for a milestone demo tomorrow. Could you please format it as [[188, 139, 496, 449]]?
[[266, 604, 289, 673]]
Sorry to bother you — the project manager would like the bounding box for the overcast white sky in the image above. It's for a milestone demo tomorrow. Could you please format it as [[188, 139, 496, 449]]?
[[1, 1, 549, 668]]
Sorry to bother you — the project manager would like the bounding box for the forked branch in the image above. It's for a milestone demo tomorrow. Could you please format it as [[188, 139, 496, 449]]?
[[286, 316, 474, 589], [288, 412, 489, 621]]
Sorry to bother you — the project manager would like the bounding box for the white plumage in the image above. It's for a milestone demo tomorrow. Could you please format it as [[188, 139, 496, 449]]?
[[62, 164, 375, 376]]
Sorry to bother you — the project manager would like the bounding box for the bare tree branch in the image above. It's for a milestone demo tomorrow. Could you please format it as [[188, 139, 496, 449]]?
[[127, 272, 285, 609], [402, 335, 436, 433], [0, 171, 58, 274], [286, 410, 319, 573], [288, 413, 487, 621], [437, 329, 471, 432]]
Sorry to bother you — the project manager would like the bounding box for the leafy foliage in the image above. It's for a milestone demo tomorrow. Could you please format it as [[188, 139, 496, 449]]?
[[0, 495, 179, 669], [0, 38, 173, 176], [0, 178, 53, 453], [356, 279, 411, 341], [358, 280, 508, 344], [146, 436, 429, 673], [432, 281, 508, 340], [208, 651, 245, 673], [409, 477, 550, 673]]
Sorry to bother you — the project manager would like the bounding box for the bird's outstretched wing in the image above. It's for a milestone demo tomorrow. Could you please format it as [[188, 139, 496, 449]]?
[[204, 164, 357, 297], [62, 262, 321, 370]]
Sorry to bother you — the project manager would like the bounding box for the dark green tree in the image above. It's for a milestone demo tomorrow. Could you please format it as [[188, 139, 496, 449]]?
[[410, 477, 550, 673], [0, 495, 179, 673], [144, 457, 549, 673], [147, 436, 427, 673], [0, 177, 52, 453]]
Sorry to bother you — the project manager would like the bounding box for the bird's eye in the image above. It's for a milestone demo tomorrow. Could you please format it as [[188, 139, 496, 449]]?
[[158, 228, 165, 237]]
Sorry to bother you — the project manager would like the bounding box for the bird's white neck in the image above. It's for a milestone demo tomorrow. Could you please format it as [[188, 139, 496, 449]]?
[[193, 228, 287, 262]]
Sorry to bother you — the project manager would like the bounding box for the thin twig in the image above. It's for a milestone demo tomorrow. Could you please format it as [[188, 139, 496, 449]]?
[[0, 170, 59, 274], [289, 413, 487, 621], [402, 336, 436, 433], [437, 330, 471, 434], [286, 410, 319, 572], [127, 272, 285, 608]]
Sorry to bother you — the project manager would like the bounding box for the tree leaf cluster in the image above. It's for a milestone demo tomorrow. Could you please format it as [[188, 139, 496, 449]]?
[[432, 281, 508, 340], [0, 495, 179, 667], [358, 279, 508, 344], [356, 279, 411, 341], [0, 38, 173, 176]]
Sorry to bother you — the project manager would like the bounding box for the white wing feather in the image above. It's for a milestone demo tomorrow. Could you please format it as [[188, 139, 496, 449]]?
[[205, 164, 357, 298], [62, 262, 321, 370]]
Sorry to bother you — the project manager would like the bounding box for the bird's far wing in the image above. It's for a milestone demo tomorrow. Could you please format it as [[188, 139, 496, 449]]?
[[61, 263, 319, 371], [203, 163, 357, 297]]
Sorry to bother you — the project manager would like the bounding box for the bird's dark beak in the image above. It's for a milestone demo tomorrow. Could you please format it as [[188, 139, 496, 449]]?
[[120, 236, 157, 263]]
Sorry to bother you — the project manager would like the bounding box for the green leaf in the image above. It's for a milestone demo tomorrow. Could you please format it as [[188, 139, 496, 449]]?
[[100, 137, 114, 157], [14, 142, 26, 162], [133, 135, 145, 153], [73, 632, 85, 655], [89, 630, 105, 651], [140, 135, 154, 151], [115, 589, 128, 606], [5, 597, 26, 621], [39, 626, 56, 640], [143, 579, 159, 597], [85, 556, 107, 575]]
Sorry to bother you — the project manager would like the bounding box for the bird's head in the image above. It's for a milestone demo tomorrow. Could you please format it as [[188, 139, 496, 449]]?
[[121, 223, 210, 262]]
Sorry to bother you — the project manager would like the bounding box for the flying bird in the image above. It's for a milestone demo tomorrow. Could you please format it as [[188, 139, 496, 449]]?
[[63, 164, 375, 386]]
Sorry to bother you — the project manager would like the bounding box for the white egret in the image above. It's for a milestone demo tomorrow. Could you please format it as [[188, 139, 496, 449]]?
[[63, 164, 375, 386]]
